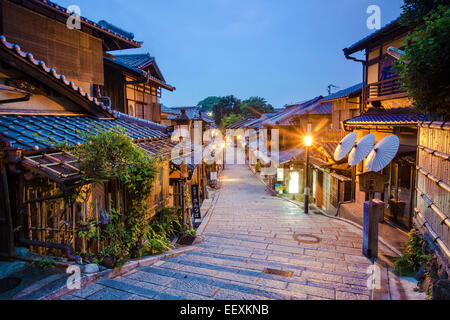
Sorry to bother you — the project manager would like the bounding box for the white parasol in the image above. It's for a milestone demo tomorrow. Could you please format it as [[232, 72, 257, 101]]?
[[365, 135, 400, 172], [334, 132, 357, 161], [348, 134, 375, 166]]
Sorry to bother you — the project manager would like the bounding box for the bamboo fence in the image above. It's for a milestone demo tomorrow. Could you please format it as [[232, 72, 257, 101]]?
[[415, 122, 450, 259]]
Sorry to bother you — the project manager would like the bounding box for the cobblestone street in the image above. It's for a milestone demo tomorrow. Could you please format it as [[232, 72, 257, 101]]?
[[62, 165, 400, 300]]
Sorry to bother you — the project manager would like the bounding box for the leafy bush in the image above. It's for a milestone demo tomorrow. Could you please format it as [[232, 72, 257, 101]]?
[[394, 229, 430, 276], [34, 258, 56, 270]]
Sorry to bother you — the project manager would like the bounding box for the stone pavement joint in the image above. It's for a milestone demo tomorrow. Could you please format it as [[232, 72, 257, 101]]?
[[60, 165, 414, 300]]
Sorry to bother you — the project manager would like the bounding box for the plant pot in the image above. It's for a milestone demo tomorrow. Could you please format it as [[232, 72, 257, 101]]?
[[101, 256, 116, 269], [177, 235, 196, 246]]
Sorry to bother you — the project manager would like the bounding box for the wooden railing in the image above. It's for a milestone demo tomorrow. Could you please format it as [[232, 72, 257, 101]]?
[[366, 76, 407, 101]]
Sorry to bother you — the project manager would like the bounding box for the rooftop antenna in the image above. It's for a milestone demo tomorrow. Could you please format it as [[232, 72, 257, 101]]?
[[327, 84, 340, 96]]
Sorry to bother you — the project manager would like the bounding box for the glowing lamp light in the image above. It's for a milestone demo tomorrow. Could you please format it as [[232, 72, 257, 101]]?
[[305, 136, 312, 147], [289, 171, 300, 194]]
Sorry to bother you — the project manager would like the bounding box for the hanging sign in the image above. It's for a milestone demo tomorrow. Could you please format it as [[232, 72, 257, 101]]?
[[191, 184, 201, 219], [277, 168, 284, 181], [358, 172, 387, 193]]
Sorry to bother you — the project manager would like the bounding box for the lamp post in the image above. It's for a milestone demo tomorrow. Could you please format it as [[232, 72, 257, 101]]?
[[304, 135, 312, 214]]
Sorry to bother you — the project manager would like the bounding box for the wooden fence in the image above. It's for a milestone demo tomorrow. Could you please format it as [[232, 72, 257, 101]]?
[[415, 122, 450, 260]]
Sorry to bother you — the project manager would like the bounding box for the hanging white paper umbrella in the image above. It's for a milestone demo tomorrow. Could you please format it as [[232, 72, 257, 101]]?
[[334, 132, 357, 161], [348, 134, 375, 166], [365, 135, 400, 172]]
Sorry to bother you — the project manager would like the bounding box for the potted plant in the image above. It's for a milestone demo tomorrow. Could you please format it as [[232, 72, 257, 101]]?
[[177, 229, 197, 246]]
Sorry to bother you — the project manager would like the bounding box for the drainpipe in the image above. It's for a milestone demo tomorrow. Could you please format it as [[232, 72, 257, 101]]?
[[0, 93, 31, 105], [344, 50, 367, 114], [18, 238, 82, 265]]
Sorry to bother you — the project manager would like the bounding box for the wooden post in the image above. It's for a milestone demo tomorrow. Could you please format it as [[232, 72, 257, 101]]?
[[1, 166, 15, 257], [36, 189, 42, 255], [363, 192, 379, 260]]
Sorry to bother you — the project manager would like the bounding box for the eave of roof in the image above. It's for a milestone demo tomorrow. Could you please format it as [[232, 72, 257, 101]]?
[[344, 19, 407, 55], [343, 108, 427, 127], [320, 83, 362, 103], [0, 35, 116, 119], [104, 57, 175, 91], [113, 53, 166, 83], [13, 0, 142, 50], [0, 114, 169, 152], [262, 97, 324, 126]]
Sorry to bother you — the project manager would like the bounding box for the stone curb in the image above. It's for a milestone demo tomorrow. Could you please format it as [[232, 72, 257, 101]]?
[[196, 191, 221, 237], [42, 246, 198, 300]]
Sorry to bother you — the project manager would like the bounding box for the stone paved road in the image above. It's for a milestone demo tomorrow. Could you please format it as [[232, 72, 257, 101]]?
[[61, 165, 399, 300]]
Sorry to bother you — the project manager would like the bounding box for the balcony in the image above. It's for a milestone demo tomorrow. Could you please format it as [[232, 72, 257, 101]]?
[[366, 76, 408, 102]]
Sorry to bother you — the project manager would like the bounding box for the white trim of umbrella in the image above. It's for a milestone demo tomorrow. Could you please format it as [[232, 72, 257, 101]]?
[[334, 132, 357, 161], [348, 134, 375, 166], [365, 135, 400, 172]]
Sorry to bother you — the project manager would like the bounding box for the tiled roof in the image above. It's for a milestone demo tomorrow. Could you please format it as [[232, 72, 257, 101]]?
[[0, 114, 169, 151], [344, 108, 427, 126], [309, 102, 332, 115], [161, 105, 178, 115], [114, 54, 154, 69], [104, 57, 175, 91], [344, 19, 404, 55], [262, 97, 326, 126], [321, 142, 339, 160], [321, 83, 362, 102], [166, 107, 200, 120], [23, 0, 141, 48], [0, 35, 116, 118], [226, 117, 257, 130], [279, 148, 304, 164], [200, 112, 215, 124], [111, 111, 169, 132]]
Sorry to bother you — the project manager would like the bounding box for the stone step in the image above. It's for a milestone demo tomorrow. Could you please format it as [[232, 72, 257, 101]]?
[[189, 248, 370, 279], [13, 273, 66, 300], [136, 265, 291, 300], [16, 274, 69, 300], [157, 255, 371, 297]]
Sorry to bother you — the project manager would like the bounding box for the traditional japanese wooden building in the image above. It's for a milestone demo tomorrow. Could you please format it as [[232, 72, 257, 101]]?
[[342, 19, 423, 230], [102, 54, 175, 123], [0, 0, 182, 260], [307, 84, 362, 214], [0, 33, 177, 259]]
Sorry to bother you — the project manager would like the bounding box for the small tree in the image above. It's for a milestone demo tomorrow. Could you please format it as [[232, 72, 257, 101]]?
[[394, 2, 450, 120], [221, 113, 244, 128]]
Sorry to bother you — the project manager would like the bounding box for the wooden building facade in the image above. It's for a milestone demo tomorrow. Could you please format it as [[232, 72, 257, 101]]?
[[0, 1, 182, 261], [342, 20, 423, 230]]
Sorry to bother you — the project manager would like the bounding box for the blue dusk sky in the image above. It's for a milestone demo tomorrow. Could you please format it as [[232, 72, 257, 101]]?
[[57, 0, 405, 108]]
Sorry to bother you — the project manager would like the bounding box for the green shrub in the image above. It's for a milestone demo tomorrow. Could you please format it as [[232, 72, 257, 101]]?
[[394, 229, 430, 276]]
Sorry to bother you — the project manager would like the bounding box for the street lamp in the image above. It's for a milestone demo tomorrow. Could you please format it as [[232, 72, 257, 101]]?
[[304, 135, 312, 214]]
